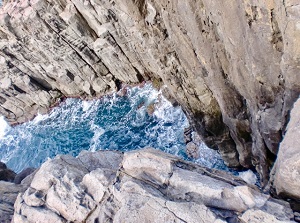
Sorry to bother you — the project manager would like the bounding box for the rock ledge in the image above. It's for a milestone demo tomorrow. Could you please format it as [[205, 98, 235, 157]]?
[[12, 148, 295, 223]]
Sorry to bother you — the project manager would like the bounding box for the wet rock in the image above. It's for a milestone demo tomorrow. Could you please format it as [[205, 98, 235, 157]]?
[[13, 148, 295, 222], [186, 141, 200, 159], [146, 103, 155, 116]]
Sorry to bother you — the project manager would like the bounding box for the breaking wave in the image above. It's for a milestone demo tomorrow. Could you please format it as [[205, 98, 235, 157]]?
[[0, 83, 227, 172]]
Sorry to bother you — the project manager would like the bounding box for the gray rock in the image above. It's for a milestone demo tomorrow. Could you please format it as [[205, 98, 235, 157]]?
[[0, 0, 300, 186], [0, 161, 16, 182], [0, 181, 27, 223], [13, 148, 295, 223], [14, 167, 36, 184]]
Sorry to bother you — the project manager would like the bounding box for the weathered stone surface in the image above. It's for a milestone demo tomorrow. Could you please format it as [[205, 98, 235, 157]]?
[[0, 181, 27, 223], [272, 98, 300, 200], [0, 0, 300, 185], [13, 148, 295, 223]]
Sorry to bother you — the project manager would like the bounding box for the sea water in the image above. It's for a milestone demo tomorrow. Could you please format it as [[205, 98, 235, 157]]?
[[0, 84, 227, 173]]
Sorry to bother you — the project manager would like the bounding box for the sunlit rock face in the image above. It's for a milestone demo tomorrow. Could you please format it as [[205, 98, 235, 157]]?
[[0, 0, 300, 185], [272, 98, 300, 200], [12, 148, 295, 223]]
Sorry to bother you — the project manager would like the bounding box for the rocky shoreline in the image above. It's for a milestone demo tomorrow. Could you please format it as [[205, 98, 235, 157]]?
[[1, 0, 300, 222], [0, 148, 296, 222], [1, 0, 300, 186]]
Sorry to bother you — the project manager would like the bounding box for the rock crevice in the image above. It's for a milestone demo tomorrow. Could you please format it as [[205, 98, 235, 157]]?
[[0, 0, 300, 185]]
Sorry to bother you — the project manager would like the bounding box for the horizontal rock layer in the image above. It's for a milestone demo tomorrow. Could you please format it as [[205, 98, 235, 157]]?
[[13, 148, 295, 222], [0, 0, 300, 185]]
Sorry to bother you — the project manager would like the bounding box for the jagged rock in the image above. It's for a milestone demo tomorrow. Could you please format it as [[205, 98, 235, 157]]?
[[13, 148, 295, 223], [0, 181, 27, 223], [0, 161, 16, 182], [272, 98, 300, 200], [0, 0, 300, 185]]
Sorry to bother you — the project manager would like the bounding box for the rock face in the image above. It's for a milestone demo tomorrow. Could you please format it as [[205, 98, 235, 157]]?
[[13, 148, 295, 223], [271, 98, 300, 200], [0, 0, 300, 185], [0, 162, 35, 222], [0, 179, 29, 223]]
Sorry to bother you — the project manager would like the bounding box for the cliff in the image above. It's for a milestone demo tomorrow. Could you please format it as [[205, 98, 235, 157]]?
[[10, 148, 296, 222], [0, 0, 300, 187]]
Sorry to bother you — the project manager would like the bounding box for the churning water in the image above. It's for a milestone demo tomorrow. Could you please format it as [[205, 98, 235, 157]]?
[[0, 84, 227, 173]]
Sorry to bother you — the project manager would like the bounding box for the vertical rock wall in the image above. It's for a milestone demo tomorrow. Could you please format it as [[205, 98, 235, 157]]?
[[0, 0, 299, 185]]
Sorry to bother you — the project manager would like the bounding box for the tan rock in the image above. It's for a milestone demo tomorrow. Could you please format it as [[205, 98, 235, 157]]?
[[272, 98, 300, 199]]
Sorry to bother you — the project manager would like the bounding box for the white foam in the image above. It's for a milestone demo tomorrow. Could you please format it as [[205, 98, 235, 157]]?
[[82, 100, 93, 112], [0, 116, 10, 139], [89, 123, 105, 152], [32, 113, 47, 124]]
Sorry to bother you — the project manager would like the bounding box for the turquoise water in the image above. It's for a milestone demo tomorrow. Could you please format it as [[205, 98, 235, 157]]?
[[0, 84, 227, 173]]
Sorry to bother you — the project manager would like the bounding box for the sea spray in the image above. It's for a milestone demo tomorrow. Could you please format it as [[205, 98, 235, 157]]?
[[0, 84, 227, 172], [0, 116, 10, 139]]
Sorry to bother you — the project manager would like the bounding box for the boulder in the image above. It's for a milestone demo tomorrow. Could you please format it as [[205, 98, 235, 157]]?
[[272, 98, 300, 200], [13, 148, 295, 223]]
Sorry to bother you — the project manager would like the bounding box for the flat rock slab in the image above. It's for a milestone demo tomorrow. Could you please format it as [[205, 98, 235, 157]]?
[[12, 148, 295, 223]]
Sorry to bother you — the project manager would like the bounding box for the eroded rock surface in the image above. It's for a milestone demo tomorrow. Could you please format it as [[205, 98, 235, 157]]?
[[0, 181, 27, 223], [13, 148, 295, 223], [272, 98, 300, 200], [0, 0, 300, 185]]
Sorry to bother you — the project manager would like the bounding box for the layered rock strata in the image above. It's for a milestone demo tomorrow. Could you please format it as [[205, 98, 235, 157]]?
[[0, 164, 33, 223], [12, 148, 295, 222], [0, 0, 300, 185]]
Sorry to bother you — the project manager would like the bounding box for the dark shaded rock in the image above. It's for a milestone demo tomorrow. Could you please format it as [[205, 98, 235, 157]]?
[[0, 162, 16, 182], [14, 167, 36, 184], [0, 161, 7, 169], [184, 127, 193, 144], [0, 181, 27, 223]]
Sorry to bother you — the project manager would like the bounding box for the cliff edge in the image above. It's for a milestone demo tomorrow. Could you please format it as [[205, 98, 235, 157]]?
[[0, 0, 299, 187], [11, 148, 295, 222]]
